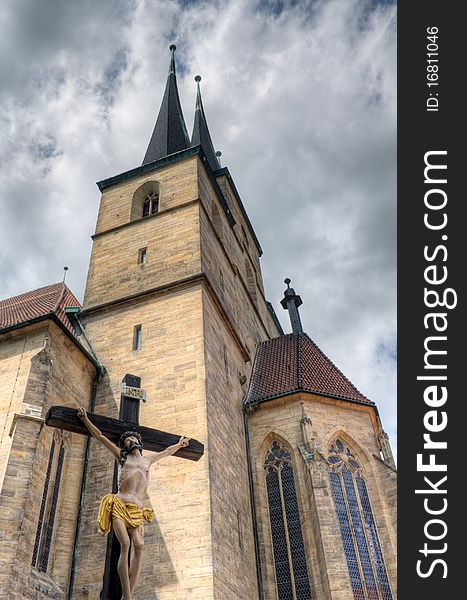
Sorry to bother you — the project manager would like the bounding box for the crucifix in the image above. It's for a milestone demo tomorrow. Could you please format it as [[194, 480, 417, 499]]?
[[45, 374, 204, 600]]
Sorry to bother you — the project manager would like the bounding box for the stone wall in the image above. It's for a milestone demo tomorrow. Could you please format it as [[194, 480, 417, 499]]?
[[202, 289, 259, 599], [84, 195, 201, 310], [75, 287, 212, 599], [199, 164, 280, 343], [0, 325, 46, 492], [0, 321, 95, 599], [94, 156, 199, 236], [247, 392, 397, 600], [75, 152, 281, 599]]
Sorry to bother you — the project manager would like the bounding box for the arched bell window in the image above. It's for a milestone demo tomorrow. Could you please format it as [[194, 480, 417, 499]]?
[[130, 181, 160, 221], [142, 191, 159, 217], [327, 438, 393, 600], [264, 440, 313, 600]]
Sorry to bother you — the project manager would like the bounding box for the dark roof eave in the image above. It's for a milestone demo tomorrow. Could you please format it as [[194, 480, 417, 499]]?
[[97, 146, 202, 192], [197, 148, 236, 227], [96, 145, 236, 228], [0, 313, 101, 370], [215, 166, 263, 257], [244, 388, 375, 410], [0, 312, 54, 335], [266, 301, 284, 335]]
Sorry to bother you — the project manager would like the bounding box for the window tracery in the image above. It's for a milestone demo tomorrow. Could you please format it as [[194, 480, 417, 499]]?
[[264, 440, 313, 600], [327, 438, 393, 600], [32, 433, 66, 572], [130, 181, 160, 221], [142, 191, 159, 217]]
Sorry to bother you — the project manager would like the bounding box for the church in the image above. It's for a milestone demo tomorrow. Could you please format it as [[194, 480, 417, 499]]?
[[0, 46, 396, 600]]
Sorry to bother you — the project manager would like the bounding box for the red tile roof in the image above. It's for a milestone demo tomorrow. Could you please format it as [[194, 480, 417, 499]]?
[[0, 282, 81, 336], [244, 333, 373, 407]]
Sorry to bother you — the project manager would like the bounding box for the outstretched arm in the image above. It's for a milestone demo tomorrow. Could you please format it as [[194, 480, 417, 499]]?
[[76, 406, 121, 461], [149, 436, 190, 465]]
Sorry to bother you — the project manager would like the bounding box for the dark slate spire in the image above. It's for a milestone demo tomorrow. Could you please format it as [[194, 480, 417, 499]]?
[[280, 278, 304, 334], [191, 75, 221, 172], [142, 45, 190, 165]]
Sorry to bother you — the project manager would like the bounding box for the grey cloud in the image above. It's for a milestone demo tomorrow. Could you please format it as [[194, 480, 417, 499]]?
[[0, 0, 396, 455]]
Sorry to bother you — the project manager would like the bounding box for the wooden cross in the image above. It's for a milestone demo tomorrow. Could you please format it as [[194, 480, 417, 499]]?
[[45, 374, 204, 600]]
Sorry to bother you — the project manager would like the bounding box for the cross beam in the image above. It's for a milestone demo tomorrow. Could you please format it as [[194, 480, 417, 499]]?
[[45, 406, 204, 461], [45, 374, 204, 599]]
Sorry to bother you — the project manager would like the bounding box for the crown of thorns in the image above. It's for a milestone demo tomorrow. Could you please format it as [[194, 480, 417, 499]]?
[[118, 430, 143, 448]]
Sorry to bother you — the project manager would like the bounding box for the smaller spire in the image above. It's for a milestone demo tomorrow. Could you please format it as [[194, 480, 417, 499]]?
[[191, 75, 221, 172], [280, 278, 304, 334]]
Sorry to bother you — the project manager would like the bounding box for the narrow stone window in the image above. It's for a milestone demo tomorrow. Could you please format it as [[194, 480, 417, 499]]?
[[32, 435, 66, 572], [237, 509, 244, 552], [264, 441, 313, 600], [142, 192, 159, 217], [133, 325, 142, 351], [241, 225, 249, 249], [245, 260, 257, 305], [327, 438, 393, 600], [138, 247, 147, 265], [32, 438, 56, 568], [211, 201, 223, 239]]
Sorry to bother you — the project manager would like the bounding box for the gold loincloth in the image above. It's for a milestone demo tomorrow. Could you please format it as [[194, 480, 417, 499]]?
[[97, 493, 154, 536]]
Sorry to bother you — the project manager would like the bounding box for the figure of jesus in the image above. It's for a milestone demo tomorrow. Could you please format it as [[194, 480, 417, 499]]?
[[76, 406, 190, 600]]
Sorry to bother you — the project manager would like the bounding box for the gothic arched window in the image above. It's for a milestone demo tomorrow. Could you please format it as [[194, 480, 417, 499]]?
[[32, 433, 66, 572], [327, 438, 393, 600], [142, 191, 159, 217], [130, 181, 160, 221], [264, 441, 313, 600]]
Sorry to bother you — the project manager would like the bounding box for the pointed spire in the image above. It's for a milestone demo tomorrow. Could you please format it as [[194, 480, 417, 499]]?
[[191, 75, 221, 172], [142, 45, 190, 165], [280, 278, 304, 334]]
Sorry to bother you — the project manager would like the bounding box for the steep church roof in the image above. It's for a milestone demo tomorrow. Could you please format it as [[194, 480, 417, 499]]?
[[191, 76, 221, 173], [245, 280, 373, 408], [244, 332, 373, 407], [142, 45, 190, 165], [0, 282, 80, 337]]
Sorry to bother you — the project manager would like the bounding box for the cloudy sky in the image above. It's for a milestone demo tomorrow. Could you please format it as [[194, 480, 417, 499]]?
[[0, 0, 396, 454]]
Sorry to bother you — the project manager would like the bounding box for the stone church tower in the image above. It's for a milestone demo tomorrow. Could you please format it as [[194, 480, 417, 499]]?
[[0, 46, 396, 600]]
